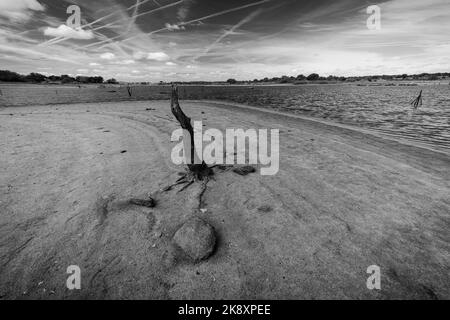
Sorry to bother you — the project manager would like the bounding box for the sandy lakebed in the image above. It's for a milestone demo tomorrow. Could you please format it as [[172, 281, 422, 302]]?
[[0, 99, 449, 299]]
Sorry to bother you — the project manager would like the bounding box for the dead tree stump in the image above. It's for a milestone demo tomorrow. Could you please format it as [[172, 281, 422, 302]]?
[[170, 85, 212, 180], [411, 90, 423, 109], [126, 85, 133, 97]]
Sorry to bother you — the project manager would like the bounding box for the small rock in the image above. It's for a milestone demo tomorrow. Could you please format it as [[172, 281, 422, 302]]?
[[173, 217, 216, 262], [232, 166, 256, 176]]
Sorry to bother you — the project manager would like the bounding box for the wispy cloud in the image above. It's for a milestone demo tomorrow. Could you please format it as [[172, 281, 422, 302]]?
[[43, 25, 94, 40], [147, 52, 170, 61], [177, 0, 196, 21], [100, 52, 115, 60], [0, 0, 44, 22], [165, 23, 185, 31]]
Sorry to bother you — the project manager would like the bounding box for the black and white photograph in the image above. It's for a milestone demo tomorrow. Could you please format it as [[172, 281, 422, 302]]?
[[0, 0, 449, 304]]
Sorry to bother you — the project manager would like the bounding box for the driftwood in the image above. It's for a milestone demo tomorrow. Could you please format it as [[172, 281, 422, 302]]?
[[129, 197, 155, 208], [411, 90, 423, 109], [170, 85, 212, 180]]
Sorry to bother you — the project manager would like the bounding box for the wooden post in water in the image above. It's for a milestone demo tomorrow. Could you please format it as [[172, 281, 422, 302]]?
[[411, 90, 423, 109]]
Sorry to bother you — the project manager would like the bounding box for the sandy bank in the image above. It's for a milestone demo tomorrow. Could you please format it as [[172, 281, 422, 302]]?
[[0, 100, 448, 299]]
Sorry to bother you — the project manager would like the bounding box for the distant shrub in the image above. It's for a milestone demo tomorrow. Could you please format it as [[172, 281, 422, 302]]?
[[106, 78, 119, 84], [76, 76, 103, 84], [0, 70, 25, 82], [25, 73, 47, 83], [306, 73, 320, 81], [61, 76, 76, 83]]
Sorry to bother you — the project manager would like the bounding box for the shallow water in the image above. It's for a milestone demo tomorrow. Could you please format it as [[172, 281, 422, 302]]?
[[188, 84, 450, 152], [1, 83, 449, 151]]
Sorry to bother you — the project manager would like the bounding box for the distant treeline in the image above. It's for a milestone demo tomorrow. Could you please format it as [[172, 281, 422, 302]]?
[[169, 72, 450, 85], [0, 70, 119, 84], [162, 72, 450, 86], [222, 72, 450, 85], [1, 69, 449, 86]]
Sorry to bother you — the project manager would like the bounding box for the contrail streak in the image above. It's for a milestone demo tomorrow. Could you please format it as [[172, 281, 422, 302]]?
[[87, 0, 271, 50], [193, 9, 263, 62], [126, 0, 142, 34], [93, 31, 129, 57]]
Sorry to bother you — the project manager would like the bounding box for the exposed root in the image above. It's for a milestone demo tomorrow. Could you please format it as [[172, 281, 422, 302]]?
[[178, 180, 194, 193], [210, 164, 233, 171], [163, 168, 212, 194], [196, 178, 210, 210], [162, 180, 187, 192]]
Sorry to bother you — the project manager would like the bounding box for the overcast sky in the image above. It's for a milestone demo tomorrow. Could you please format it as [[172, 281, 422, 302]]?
[[0, 0, 449, 81]]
